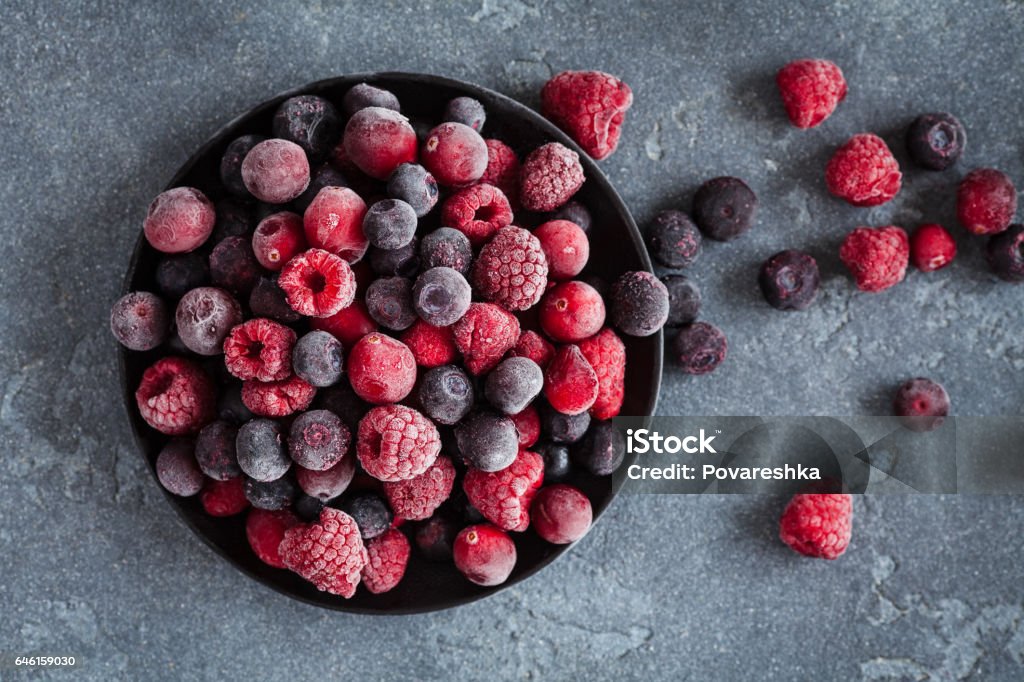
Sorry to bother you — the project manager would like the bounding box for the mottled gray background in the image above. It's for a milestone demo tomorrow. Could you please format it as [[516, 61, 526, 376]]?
[[2, 0, 1023, 679]]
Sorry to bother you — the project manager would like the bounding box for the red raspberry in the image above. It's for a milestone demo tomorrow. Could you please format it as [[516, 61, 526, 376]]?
[[135, 357, 216, 435], [241, 375, 316, 418], [509, 405, 540, 449], [400, 319, 456, 368], [357, 404, 441, 482], [463, 449, 544, 532], [252, 211, 306, 271], [343, 107, 418, 180], [278, 248, 357, 318], [421, 122, 488, 187], [472, 227, 549, 311], [775, 59, 847, 129], [910, 223, 957, 272], [520, 143, 585, 212], [544, 345, 599, 415], [481, 139, 520, 207], [839, 226, 909, 293], [246, 508, 300, 568], [779, 493, 853, 560], [347, 332, 416, 404], [530, 484, 592, 544], [825, 133, 902, 207], [382, 455, 456, 521], [303, 186, 369, 262], [452, 303, 521, 375], [223, 318, 296, 382], [509, 330, 555, 369], [956, 168, 1018, 235], [540, 71, 633, 160], [311, 299, 378, 348], [279, 507, 367, 597], [361, 528, 410, 594], [441, 183, 513, 247], [143, 186, 215, 254], [539, 281, 606, 342], [453, 523, 517, 586], [578, 327, 626, 420], [200, 476, 249, 517], [533, 220, 589, 280]]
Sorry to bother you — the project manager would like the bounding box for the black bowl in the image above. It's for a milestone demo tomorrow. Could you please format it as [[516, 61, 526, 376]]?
[[120, 72, 662, 613]]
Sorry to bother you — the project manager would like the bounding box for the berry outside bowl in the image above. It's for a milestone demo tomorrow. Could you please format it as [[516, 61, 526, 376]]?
[[119, 72, 663, 614]]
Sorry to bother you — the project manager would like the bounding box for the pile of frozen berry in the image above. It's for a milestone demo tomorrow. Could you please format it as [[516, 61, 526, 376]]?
[[111, 72, 653, 596]]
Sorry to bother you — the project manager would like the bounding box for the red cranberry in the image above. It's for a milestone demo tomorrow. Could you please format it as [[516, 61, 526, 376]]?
[[421, 122, 488, 187], [143, 187, 215, 254], [342, 107, 418, 180]]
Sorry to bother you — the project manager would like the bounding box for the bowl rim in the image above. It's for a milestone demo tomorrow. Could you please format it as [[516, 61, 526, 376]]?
[[119, 71, 663, 614]]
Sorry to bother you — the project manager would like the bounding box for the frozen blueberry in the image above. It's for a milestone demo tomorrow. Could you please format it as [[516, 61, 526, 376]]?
[[339, 493, 392, 539], [484, 357, 543, 415], [673, 322, 727, 375], [420, 227, 472, 275], [387, 163, 439, 217], [209, 236, 262, 297], [539, 402, 590, 444], [455, 410, 519, 472], [893, 377, 951, 432], [444, 96, 486, 131], [574, 421, 625, 476], [289, 409, 350, 471], [551, 200, 592, 233], [248, 276, 301, 323], [156, 253, 210, 299], [293, 163, 348, 212], [156, 438, 204, 497], [609, 271, 670, 337], [759, 250, 820, 311], [315, 382, 368, 430], [342, 83, 401, 117], [418, 365, 474, 425], [235, 418, 291, 482], [194, 420, 241, 481], [986, 224, 1024, 282], [363, 198, 418, 250], [110, 291, 169, 351], [368, 238, 420, 278], [365, 276, 417, 330], [415, 516, 457, 562], [244, 475, 296, 510], [412, 267, 472, 326], [662, 275, 701, 326], [218, 382, 254, 424], [293, 493, 325, 522], [273, 95, 340, 161], [906, 112, 966, 171], [292, 330, 344, 387], [538, 442, 571, 483], [693, 176, 758, 241], [220, 134, 266, 199], [647, 210, 702, 268], [213, 198, 256, 242], [175, 287, 243, 355]]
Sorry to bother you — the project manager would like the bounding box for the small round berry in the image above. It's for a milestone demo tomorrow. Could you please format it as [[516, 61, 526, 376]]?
[[893, 378, 950, 432], [135, 357, 216, 435], [453, 524, 517, 586], [574, 420, 625, 476], [368, 239, 421, 278], [538, 442, 571, 482], [201, 477, 250, 517], [442, 183, 514, 247], [342, 83, 400, 117], [510, 405, 541, 448], [420, 227, 473, 275], [157, 253, 210, 299], [539, 401, 590, 443], [209, 236, 262, 297], [292, 330, 344, 387], [272, 95, 340, 161], [294, 163, 349, 213], [296, 456, 356, 501], [551, 200, 592, 233], [444, 96, 486, 131], [421, 122, 488, 187], [485, 357, 544, 415], [293, 494, 325, 522], [303, 186, 369, 262], [363, 199, 418, 250], [246, 507, 301, 568], [779, 493, 852, 559], [365, 276, 417, 331], [539, 281, 606, 342], [418, 364, 474, 425], [289, 409, 350, 471], [609, 271, 669, 337], [347, 332, 416, 404], [213, 197, 256, 241], [840, 226, 910, 293], [340, 494, 393, 540], [906, 112, 966, 171], [957, 168, 1018, 236], [825, 134, 902, 207], [175, 287, 242, 356], [910, 224, 957, 272], [661, 275, 701, 326], [110, 292, 169, 351], [143, 187, 215, 254], [249, 277, 301, 324], [455, 410, 519, 472], [387, 163, 439, 218], [223, 318, 296, 382], [693, 176, 758, 241], [278, 248, 357, 318], [220, 135, 266, 198], [195, 420, 242, 481], [244, 475, 296, 511], [415, 516, 457, 562], [156, 439, 204, 497], [241, 376, 316, 418], [252, 212, 307, 271], [401, 319, 457, 368], [473, 226, 549, 311], [236, 418, 291, 482], [312, 300, 378, 348], [343, 107, 418, 180], [759, 250, 820, 311], [647, 210, 702, 267], [673, 322, 728, 374], [241, 138, 310, 204], [520, 142, 585, 212], [218, 382, 253, 424], [531, 484, 592, 544], [534, 220, 590, 280], [412, 267, 472, 327], [986, 224, 1024, 282]]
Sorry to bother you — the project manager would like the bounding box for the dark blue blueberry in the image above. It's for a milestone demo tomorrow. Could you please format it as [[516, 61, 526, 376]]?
[[339, 494, 392, 539], [420, 227, 472, 275], [217, 382, 254, 424], [194, 420, 241, 481], [609, 271, 670, 337], [759, 250, 819, 311], [292, 330, 344, 387], [443, 96, 486, 131], [248, 276, 302, 323], [244, 475, 296, 510], [573, 421, 625, 476], [288, 409, 350, 471], [387, 163, 438, 217], [315, 381, 368, 430], [209, 236, 262, 297], [986, 224, 1024, 282], [647, 209, 702, 268], [156, 253, 210, 299], [455, 409, 518, 472], [220, 135, 266, 199], [293, 163, 348, 212], [412, 267, 471, 326], [484, 357, 543, 415], [213, 197, 256, 242], [342, 83, 400, 117], [273, 95, 340, 161], [662, 274, 702, 325], [365, 276, 417, 330], [539, 402, 590, 444], [673, 322, 727, 375], [368, 238, 420, 278], [538, 442, 571, 483], [415, 516, 457, 562], [693, 176, 758, 242], [906, 112, 966, 171], [293, 493, 325, 522], [363, 199, 418, 250], [551, 200, 592, 233], [418, 365, 474, 426], [235, 418, 291, 482]]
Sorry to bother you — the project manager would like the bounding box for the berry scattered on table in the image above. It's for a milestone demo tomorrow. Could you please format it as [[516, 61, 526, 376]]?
[[986, 224, 1024, 282], [672, 322, 728, 375], [759, 250, 820, 310], [839, 226, 909, 293], [906, 112, 966, 171], [775, 59, 847, 129], [893, 377, 950, 432], [646, 210, 701, 268], [541, 70, 633, 160], [693, 177, 758, 242], [779, 493, 852, 560], [609, 271, 669, 337], [661, 275, 702, 326], [956, 168, 1017, 235], [825, 133, 902, 207], [909, 224, 956, 272]]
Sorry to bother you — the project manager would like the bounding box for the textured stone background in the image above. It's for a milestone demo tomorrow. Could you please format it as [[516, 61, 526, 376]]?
[[2, 1, 1024, 679]]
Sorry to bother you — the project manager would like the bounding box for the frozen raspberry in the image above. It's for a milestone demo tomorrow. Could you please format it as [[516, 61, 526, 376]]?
[[303, 186, 369, 262], [906, 112, 966, 171], [223, 318, 296, 382], [110, 291, 169, 351], [273, 95, 340, 161], [252, 211, 307, 271], [759, 250, 820, 311], [455, 409, 519, 471], [693, 177, 759, 242], [957, 168, 1017, 235], [246, 508, 301, 568], [510, 330, 555, 369], [544, 345, 599, 416], [776, 59, 847, 129], [485, 357, 544, 415], [175, 287, 243, 355], [343, 107, 418, 180], [472, 227, 548, 312], [361, 528, 410, 594], [400, 319, 457, 368], [463, 449, 544, 532], [279, 507, 367, 597], [387, 163, 438, 218], [910, 224, 957, 272], [541, 70, 633, 160], [779, 493, 853, 560], [155, 438, 204, 497], [383, 455, 456, 521], [673, 322, 728, 375], [296, 456, 355, 501], [539, 281, 606, 342], [342, 83, 400, 117], [357, 404, 441, 482], [421, 122, 489, 187], [311, 300, 377, 348], [444, 96, 486, 131], [452, 303, 521, 375], [135, 357, 216, 435], [200, 476, 250, 517], [453, 524, 517, 586], [347, 332, 416, 404], [481, 139, 521, 206], [533, 220, 589, 280], [530, 484, 592, 544], [609, 271, 670, 337], [893, 377, 950, 432], [220, 135, 266, 199], [419, 228, 472, 275], [662, 275, 702, 324], [839, 226, 909, 292], [418, 365, 474, 426], [509, 405, 541, 449], [646, 210, 701, 268], [241, 138, 310, 204], [825, 134, 902, 207], [143, 186, 216, 254], [441, 184, 514, 247], [987, 224, 1024, 282], [241, 375, 316, 418], [578, 327, 626, 420], [520, 142, 585, 212], [278, 248, 356, 318]]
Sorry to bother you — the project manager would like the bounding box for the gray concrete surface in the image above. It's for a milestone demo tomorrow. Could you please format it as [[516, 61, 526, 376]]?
[[2, 0, 1024, 679]]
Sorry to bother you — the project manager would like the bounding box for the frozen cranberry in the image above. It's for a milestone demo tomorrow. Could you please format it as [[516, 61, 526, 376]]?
[[421, 122, 488, 187], [533, 220, 590, 280], [241, 138, 311, 204], [143, 187, 215, 254], [539, 281, 606, 342], [453, 524, 516, 586], [343, 107, 418, 180], [303, 186, 369, 262], [347, 332, 417, 404], [311, 300, 378, 348], [530, 484, 592, 544], [910, 224, 956, 272], [252, 211, 307, 271], [957, 168, 1017, 235]]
